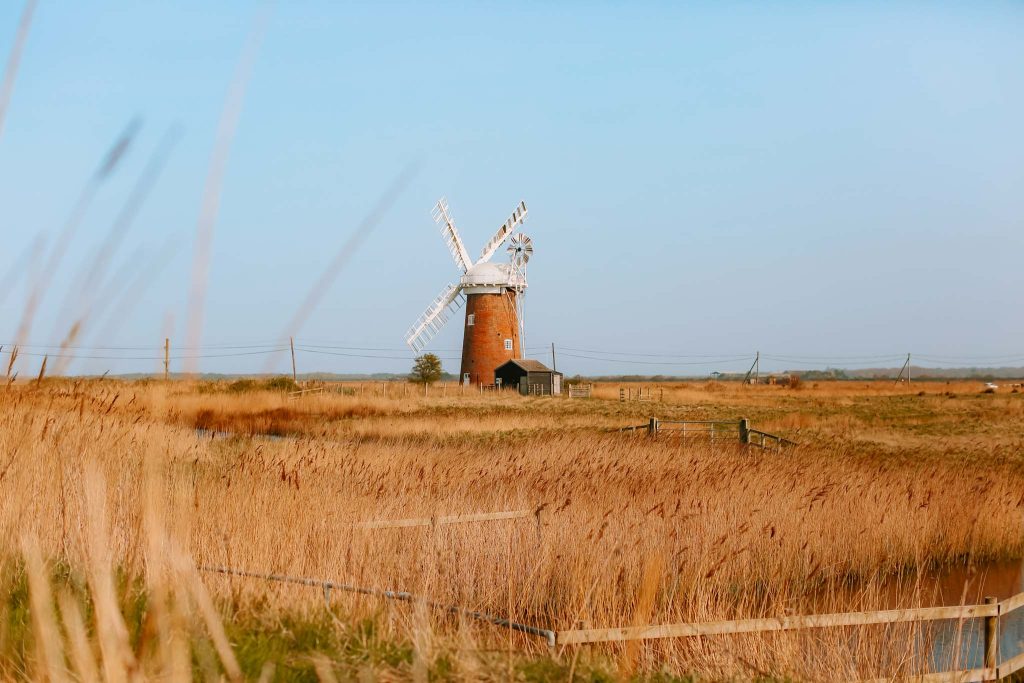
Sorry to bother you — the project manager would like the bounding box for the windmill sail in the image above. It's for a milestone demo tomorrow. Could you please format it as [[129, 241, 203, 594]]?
[[476, 201, 527, 265], [404, 282, 466, 353], [432, 197, 473, 273]]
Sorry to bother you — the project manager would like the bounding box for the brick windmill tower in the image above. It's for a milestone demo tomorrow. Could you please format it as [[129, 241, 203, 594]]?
[[405, 197, 533, 385]]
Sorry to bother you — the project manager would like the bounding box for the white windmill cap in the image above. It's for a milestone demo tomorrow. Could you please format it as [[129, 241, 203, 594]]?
[[462, 261, 511, 286]]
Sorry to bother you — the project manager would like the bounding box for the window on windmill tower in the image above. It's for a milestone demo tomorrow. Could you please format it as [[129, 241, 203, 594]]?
[[467, 314, 475, 326], [504, 339, 513, 351]]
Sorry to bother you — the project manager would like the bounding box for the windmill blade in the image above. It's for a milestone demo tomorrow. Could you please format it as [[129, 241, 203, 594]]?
[[404, 282, 466, 353], [477, 200, 527, 264], [432, 197, 473, 273]]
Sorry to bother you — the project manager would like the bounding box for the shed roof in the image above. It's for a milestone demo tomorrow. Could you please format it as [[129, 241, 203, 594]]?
[[497, 359, 555, 373]]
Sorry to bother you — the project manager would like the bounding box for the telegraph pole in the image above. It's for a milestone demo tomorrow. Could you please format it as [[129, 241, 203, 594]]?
[[894, 353, 911, 385], [551, 342, 557, 372], [163, 338, 169, 381], [290, 336, 297, 383], [744, 351, 761, 385]]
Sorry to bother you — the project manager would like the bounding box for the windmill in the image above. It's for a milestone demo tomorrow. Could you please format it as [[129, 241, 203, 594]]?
[[405, 197, 532, 386]]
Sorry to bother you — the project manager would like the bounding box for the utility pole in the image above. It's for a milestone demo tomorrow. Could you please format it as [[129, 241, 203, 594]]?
[[551, 342, 557, 372], [894, 353, 911, 385], [743, 351, 760, 386], [289, 336, 297, 383], [164, 338, 170, 381]]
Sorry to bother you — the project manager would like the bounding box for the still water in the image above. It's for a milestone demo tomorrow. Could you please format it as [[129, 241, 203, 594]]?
[[920, 559, 1023, 671], [848, 559, 1024, 672]]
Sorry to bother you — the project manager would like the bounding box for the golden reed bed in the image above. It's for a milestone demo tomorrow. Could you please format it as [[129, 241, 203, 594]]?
[[1, 379, 1023, 680]]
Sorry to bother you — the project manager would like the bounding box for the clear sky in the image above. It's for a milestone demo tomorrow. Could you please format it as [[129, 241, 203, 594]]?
[[0, 1, 1021, 377]]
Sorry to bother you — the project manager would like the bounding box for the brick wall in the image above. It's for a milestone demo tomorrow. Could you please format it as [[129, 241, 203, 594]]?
[[460, 290, 520, 385]]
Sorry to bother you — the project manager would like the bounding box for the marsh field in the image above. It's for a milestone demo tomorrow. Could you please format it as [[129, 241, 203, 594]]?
[[2, 377, 1024, 682]]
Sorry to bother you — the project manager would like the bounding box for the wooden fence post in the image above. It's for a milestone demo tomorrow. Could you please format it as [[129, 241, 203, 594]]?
[[984, 596, 999, 671], [648, 417, 658, 437], [739, 418, 750, 445]]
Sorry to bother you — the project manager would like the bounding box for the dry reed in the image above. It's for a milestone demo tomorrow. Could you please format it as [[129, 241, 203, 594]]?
[[1, 379, 1022, 680]]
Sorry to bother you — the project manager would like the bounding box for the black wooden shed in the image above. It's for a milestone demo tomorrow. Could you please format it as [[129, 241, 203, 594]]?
[[494, 359, 563, 395]]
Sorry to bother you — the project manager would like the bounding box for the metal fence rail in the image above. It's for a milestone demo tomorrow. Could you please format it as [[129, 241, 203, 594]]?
[[350, 509, 535, 530], [200, 566, 556, 647]]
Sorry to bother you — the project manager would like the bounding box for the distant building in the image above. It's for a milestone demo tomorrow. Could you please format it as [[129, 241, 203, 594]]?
[[403, 198, 533, 387], [494, 359, 563, 395]]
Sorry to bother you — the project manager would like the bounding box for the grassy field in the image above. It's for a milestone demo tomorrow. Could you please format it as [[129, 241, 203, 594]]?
[[1, 377, 1023, 681]]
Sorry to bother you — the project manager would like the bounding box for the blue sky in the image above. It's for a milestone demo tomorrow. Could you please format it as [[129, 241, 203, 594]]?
[[0, 1, 1021, 376]]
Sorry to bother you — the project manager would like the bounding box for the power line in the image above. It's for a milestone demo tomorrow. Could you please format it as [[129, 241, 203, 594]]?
[[1, 348, 287, 361], [556, 352, 753, 367], [298, 343, 454, 353], [557, 346, 753, 359], [295, 347, 461, 362], [761, 356, 905, 366], [0, 337, 1019, 368], [917, 356, 1024, 366], [0, 342, 286, 351], [760, 355, 907, 365]]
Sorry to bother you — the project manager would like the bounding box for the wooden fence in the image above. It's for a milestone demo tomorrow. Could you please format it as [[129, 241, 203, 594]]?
[[558, 592, 1024, 681], [746, 426, 798, 449], [287, 386, 324, 400], [201, 502, 1024, 679], [204, 559, 1024, 679], [568, 383, 593, 398], [289, 381, 477, 399], [619, 386, 663, 402], [524, 383, 551, 396], [620, 418, 797, 450]]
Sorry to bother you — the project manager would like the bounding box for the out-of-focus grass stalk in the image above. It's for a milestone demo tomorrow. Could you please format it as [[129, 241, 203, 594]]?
[[184, 8, 270, 375], [0, 0, 37, 144], [21, 534, 69, 683]]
